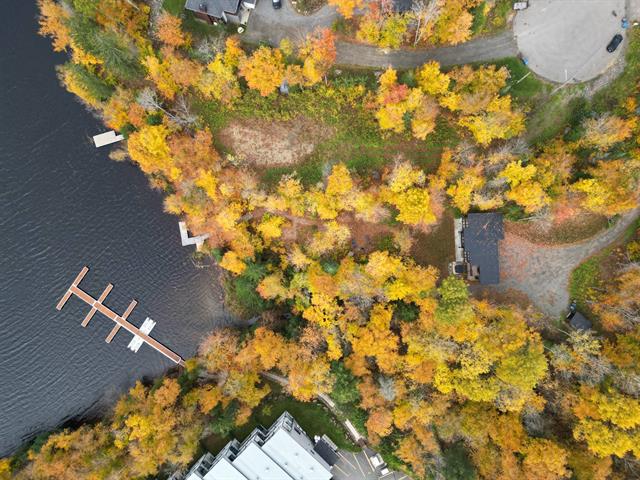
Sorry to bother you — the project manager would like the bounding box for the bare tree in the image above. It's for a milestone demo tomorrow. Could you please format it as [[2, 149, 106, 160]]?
[[171, 95, 198, 128], [136, 87, 163, 112], [412, 0, 440, 46]]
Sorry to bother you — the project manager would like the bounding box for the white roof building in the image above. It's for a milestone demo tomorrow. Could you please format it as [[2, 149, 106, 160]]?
[[186, 412, 336, 480]]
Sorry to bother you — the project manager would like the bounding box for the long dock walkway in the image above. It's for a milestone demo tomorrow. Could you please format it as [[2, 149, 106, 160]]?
[[56, 266, 185, 367]]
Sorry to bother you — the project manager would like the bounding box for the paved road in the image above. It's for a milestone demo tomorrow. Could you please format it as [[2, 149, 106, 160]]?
[[245, 0, 517, 69], [497, 208, 640, 317], [514, 0, 626, 83], [244, 0, 639, 77]]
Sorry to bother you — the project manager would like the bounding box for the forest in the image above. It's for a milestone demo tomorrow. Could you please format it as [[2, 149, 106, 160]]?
[[2, 0, 639, 478]]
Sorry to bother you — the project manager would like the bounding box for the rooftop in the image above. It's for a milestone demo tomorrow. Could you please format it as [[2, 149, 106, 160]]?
[[184, 0, 241, 18], [463, 213, 504, 285]]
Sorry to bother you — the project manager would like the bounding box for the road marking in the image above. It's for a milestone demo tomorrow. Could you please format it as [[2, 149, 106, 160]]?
[[334, 464, 349, 477], [353, 453, 367, 477], [565, 69, 568, 80], [338, 452, 356, 470]]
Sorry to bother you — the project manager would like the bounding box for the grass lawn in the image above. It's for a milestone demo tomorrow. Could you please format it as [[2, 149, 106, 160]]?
[[202, 382, 359, 455]]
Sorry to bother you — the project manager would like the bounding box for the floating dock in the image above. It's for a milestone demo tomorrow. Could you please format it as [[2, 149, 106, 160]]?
[[179, 221, 209, 251], [56, 266, 185, 367], [93, 130, 124, 148]]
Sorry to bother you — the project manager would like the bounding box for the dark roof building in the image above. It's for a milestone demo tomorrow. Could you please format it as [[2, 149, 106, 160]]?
[[463, 213, 504, 285], [393, 0, 414, 12], [184, 0, 256, 23]]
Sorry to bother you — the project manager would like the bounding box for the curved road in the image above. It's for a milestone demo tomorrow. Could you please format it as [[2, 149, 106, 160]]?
[[245, 0, 517, 68], [498, 208, 640, 317]]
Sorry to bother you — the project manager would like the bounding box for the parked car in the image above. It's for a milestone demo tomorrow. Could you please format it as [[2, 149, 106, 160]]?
[[513, 1, 528, 10], [272, 0, 282, 9], [607, 33, 623, 52]]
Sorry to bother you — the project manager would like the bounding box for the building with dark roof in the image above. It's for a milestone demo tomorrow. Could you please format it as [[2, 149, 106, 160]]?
[[184, 0, 256, 24], [393, 0, 414, 12], [452, 213, 504, 285]]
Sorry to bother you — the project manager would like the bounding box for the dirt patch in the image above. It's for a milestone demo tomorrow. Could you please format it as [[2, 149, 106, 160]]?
[[217, 117, 332, 167], [505, 201, 609, 245]]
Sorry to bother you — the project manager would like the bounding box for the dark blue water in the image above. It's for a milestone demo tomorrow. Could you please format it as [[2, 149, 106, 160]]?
[[0, 1, 232, 455]]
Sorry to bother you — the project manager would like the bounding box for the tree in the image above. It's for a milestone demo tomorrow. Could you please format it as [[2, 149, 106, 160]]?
[[500, 160, 550, 213], [38, 0, 72, 52], [432, 0, 475, 45], [299, 28, 337, 85], [416, 60, 451, 96], [111, 379, 203, 477], [581, 114, 635, 151], [381, 162, 437, 226], [571, 158, 640, 216], [328, 0, 364, 19], [239, 46, 286, 96], [594, 265, 640, 331], [143, 54, 179, 99], [127, 124, 174, 176], [572, 385, 640, 458], [155, 12, 191, 48]]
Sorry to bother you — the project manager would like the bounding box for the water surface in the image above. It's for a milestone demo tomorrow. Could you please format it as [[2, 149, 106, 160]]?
[[0, 1, 231, 455]]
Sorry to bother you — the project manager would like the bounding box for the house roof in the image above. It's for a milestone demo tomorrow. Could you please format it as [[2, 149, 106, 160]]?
[[569, 312, 592, 330], [393, 0, 413, 12], [184, 0, 241, 18], [464, 213, 504, 285]]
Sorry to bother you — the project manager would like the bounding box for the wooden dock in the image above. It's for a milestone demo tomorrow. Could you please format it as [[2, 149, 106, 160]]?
[[56, 266, 185, 367]]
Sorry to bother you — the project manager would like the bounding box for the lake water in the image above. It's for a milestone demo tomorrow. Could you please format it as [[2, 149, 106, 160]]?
[[0, 1, 232, 455]]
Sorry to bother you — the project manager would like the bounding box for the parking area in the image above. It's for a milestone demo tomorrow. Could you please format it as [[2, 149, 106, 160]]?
[[514, 0, 627, 83], [332, 449, 408, 480]]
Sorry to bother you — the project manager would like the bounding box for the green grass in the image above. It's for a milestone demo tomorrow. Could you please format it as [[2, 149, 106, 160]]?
[[569, 255, 603, 313], [472, 0, 512, 36], [494, 57, 547, 102], [202, 382, 358, 454]]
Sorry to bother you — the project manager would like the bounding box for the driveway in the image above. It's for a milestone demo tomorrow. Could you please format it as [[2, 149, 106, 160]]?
[[514, 0, 627, 83], [244, 0, 339, 45], [496, 208, 640, 317]]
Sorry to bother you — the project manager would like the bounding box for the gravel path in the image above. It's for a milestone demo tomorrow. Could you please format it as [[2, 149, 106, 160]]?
[[497, 208, 640, 317], [244, 0, 517, 68]]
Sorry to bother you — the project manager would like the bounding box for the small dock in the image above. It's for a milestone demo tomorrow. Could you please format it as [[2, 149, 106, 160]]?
[[93, 130, 124, 148], [56, 266, 185, 367], [179, 221, 209, 251]]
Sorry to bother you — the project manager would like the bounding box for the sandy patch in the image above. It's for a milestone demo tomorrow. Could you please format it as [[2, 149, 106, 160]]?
[[217, 117, 332, 167]]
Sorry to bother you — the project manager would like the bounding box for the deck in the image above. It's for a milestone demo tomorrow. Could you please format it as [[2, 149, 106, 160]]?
[[56, 266, 185, 366]]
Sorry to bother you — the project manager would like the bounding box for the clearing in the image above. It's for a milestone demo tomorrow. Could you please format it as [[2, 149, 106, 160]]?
[[217, 117, 333, 167]]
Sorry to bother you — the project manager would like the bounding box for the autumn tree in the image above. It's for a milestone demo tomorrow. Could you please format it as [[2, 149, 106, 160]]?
[[156, 11, 191, 49], [381, 161, 437, 226], [328, 0, 364, 19], [500, 160, 551, 213], [239, 46, 286, 96], [571, 157, 640, 216], [299, 28, 337, 85], [580, 114, 635, 151], [38, 0, 72, 52]]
